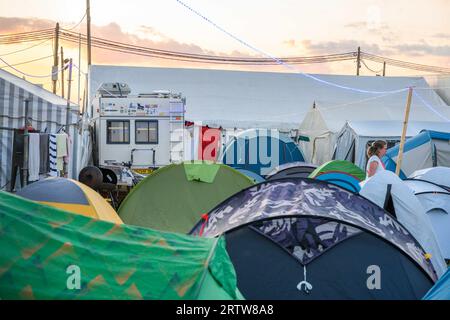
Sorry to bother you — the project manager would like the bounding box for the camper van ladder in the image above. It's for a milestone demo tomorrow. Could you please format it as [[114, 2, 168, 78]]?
[[169, 101, 184, 163]]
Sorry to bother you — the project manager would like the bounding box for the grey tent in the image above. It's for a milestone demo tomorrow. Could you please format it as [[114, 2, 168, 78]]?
[[403, 179, 450, 261], [0, 69, 80, 190], [266, 162, 318, 180]]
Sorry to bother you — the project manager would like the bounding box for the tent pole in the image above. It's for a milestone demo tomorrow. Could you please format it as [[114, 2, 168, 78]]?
[[65, 59, 73, 178], [395, 87, 413, 176]]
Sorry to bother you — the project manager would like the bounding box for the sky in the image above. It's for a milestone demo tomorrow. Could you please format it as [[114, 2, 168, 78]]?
[[0, 0, 449, 103]]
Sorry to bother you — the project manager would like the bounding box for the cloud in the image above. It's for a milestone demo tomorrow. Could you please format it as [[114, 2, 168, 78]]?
[[0, 16, 258, 68], [390, 43, 450, 57], [344, 21, 367, 29], [432, 33, 450, 40], [282, 39, 296, 48], [344, 20, 399, 44], [301, 39, 391, 55], [0, 16, 54, 33], [345, 21, 390, 32]]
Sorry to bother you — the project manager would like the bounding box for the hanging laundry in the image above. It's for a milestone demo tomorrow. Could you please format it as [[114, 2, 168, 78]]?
[[39, 133, 49, 174], [199, 126, 221, 161], [63, 134, 72, 178], [28, 133, 40, 182], [49, 134, 58, 177], [56, 133, 68, 174]]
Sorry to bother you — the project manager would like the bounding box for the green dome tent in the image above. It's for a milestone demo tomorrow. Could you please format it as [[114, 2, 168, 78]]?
[[309, 160, 366, 193], [118, 161, 254, 233], [0, 191, 243, 300]]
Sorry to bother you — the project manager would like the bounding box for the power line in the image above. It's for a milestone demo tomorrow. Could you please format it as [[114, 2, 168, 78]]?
[[1, 27, 449, 74], [0, 38, 52, 57], [0, 54, 53, 69], [0, 56, 67, 78], [361, 59, 384, 74], [60, 29, 356, 65], [62, 13, 87, 31], [0, 30, 54, 44], [362, 52, 450, 74]]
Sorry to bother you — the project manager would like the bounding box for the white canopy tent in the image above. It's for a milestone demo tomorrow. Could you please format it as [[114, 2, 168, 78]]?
[[89, 65, 449, 133], [359, 170, 447, 277], [333, 120, 450, 170], [298, 78, 450, 165]]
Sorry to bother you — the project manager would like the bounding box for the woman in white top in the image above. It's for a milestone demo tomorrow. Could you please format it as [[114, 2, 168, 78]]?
[[366, 140, 387, 178]]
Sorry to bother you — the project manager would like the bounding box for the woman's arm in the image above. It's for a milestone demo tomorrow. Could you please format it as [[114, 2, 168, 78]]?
[[367, 161, 379, 177]]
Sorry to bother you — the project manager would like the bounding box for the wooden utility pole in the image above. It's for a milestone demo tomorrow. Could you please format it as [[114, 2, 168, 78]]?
[[60, 46, 65, 98], [64, 59, 73, 177], [356, 46, 361, 76], [382, 61, 386, 77], [86, 0, 92, 118], [77, 33, 82, 107], [86, 0, 92, 66], [395, 87, 413, 176], [52, 23, 59, 94]]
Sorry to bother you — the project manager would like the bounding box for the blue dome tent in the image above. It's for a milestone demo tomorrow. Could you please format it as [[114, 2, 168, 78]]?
[[383, 130, 450, 179], [221, 129, 305, 177]]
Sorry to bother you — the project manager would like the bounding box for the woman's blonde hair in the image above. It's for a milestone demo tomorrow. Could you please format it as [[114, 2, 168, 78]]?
[[367, 140, 387, 158]]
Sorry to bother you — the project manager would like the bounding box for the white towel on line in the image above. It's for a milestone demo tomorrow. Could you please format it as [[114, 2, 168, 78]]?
[[56, 133, 68, 172], [28, 133, 40, 182]]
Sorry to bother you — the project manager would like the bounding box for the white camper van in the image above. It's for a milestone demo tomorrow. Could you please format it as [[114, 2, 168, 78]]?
[[91, 83, 185, 175]]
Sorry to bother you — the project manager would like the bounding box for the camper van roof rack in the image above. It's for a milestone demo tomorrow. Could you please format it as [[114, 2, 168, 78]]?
[[98, 82, 131, 97], [137, 90, 181, 99]]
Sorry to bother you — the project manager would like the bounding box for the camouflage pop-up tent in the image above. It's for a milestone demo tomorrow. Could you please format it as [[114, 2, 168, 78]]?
[[0, 191, 243, 300], [309, 160, 366, 193], [192, 178, 436, 300], [118, 161, 254, 234]]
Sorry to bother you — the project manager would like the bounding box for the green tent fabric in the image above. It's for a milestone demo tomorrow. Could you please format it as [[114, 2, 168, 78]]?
[[0, 191, 243, 300], [309, 160, 366, 193], [309, 160, 366, 180], [118, 162, 254, 234], [184, 161, 221, 183]]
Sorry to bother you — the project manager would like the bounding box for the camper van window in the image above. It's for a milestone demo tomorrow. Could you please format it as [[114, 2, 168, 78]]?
[[135, 120, 158, 144], [107, 120, 130, 144]]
